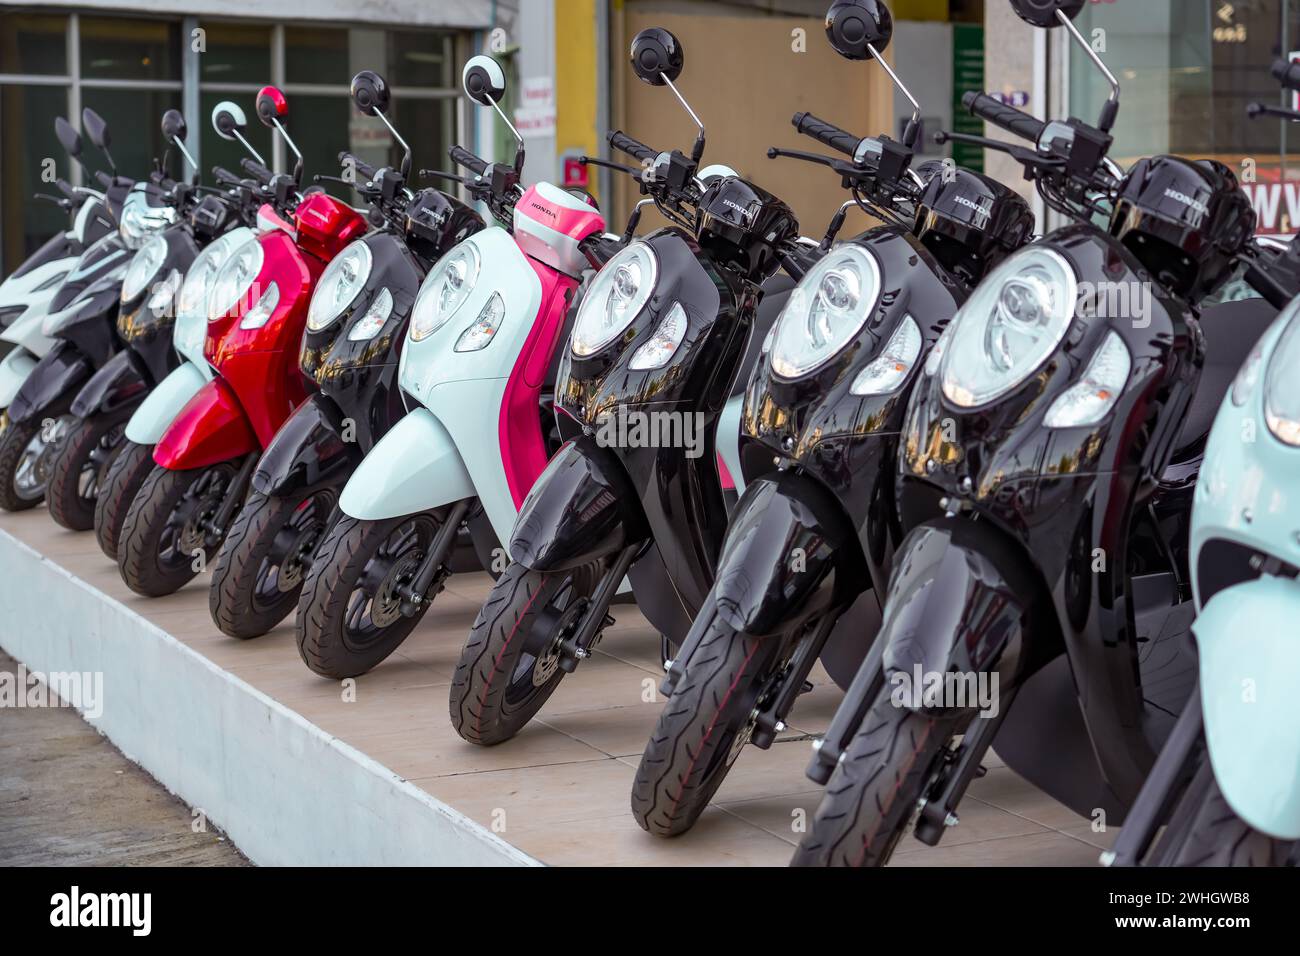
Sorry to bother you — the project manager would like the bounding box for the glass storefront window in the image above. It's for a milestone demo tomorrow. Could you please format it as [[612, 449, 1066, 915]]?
[[0, 12, 69, 75], [0, 84, 72, 268], [387, 32, 457, 89], [1070, 1, 1295, 237], [80, 17, 181, 81], [198, 22, 273, 84], [285, 27, 350, 86], [80, 88, 187, 182]]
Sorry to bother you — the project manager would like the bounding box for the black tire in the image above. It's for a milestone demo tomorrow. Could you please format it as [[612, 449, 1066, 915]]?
[[94, 440, 156, 560], [1159, 770, 1295, 867], [631, 613, 786, 837], [791, 694, 967, 867], [449, 560, 602, 746], [118, 460, 238, 597], [46, 411, 128, 530], [210, 488, 335, 639], [295, 511, 448, 679], [0, 414, 50, 511]]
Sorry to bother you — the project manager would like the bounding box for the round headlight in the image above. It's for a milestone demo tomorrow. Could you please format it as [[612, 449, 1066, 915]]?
[[121, 234, 168, 304], [1264, 306, 1300, 446], [571, 241, 657, 357], [308, 241, 373, 332], [410, 244, 480, 342], [207, 239, 265, 321], [770, 246, 881, 379], [941, 247, 1077, 408]]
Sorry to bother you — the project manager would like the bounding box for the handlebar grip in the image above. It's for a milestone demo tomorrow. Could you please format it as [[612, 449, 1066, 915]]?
[[95, 170, 113, 188], [607, 130, 658, 165], [962, 92, 1045, 143], [211, 166, 241, 185], [791, 112, 861, 159], [239, 157, 273, 186], [448, 145, 489, 177], [338, 150, 377, 181], [1273, 58, 1300, 92]]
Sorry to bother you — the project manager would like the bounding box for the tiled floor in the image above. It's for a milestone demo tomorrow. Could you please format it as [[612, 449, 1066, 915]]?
[[0, 507, 1119, 866]]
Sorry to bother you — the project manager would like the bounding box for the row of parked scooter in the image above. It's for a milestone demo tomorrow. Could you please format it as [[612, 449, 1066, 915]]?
[[1, 0, 1297, 866]]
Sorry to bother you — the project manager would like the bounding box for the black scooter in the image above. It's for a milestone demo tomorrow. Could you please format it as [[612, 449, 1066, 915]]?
[[46, 109, 244, 531], [0, 109, 169, 512], [631, 0, 1036, 837], [208, 70, 485, 639], [448, 27, 818, 746], [793, 0, 1295, 867]]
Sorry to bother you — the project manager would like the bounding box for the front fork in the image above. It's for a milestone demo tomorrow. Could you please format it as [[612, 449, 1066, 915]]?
[[199, 453, 257, 547], [395, 498, 473, 618], [556, 542, 641, 673]]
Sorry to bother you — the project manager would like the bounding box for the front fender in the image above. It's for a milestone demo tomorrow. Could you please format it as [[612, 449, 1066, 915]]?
[[154, 376, 257, 470], [252, 393, 363, 497], [881, 517, 1049, 711], [124, 360, 209, 445], [71, 348, 147, 418], [1195, 575, 1300, 839], [0, 348, 38, 409], [713, 471, 859, 636], [339, 408, 473, 520], [508, 433, 648, 571], [7, 341, 91, 425]]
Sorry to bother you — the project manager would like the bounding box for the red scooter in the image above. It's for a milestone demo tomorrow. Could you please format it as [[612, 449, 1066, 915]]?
[[117, 87, 366, 597]]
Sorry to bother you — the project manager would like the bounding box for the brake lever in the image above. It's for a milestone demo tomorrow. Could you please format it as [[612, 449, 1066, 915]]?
[[580, 155, 642, 177], [418, 169, 469, 187], [1248, 102, 1300, 123], [767, 146, 843, 169]]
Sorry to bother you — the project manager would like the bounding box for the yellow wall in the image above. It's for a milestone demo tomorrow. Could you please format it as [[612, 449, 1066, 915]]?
[[554, 0, 602, 203]]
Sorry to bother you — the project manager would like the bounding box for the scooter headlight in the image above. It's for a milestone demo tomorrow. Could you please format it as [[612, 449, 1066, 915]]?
[[121, 234, 167, 303], [771, 246, 881, 379], [410, 244, 479, 342], [207, 239, 264, 321], [571, 241, 657, 357], [308, 241, 372, 332], [942, 247, 1077, 408], [1264, 307, 1300, 446]]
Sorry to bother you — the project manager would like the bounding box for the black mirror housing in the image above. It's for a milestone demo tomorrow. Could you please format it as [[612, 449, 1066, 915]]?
[[55, 116, 82, 158], [161, 108, 188, 145], [1008, 0, 1085, 28], [351, 70, 391, 116], [629, 28, 683, 85], [82, 107, 110, 149], [824, 0, 893, 60]]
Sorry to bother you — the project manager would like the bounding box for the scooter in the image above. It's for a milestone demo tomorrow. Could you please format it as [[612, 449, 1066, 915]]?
[[92, 101, 281, 560], [294, 54, 610, 679], [0, 128, 116, 412], [1105, 58, 1300, 869], [447, 29, 821, 747], [208, 70, 484, 639], [0, 109, 173, 513], [116, 87, 367, 597], [630, 0, 1037, 837], [45, 109, 241, 530], [792, 0, 1295, 867]]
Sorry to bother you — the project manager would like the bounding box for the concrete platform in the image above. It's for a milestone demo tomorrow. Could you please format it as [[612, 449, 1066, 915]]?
[[0, 507, 1117, 866]]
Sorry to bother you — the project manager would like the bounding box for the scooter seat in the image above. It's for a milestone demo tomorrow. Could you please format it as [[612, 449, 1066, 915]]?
[[732, 273, 797, 397], [1176, 297, 1277, 451]]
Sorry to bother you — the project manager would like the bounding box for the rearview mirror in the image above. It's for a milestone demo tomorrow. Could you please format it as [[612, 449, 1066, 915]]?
[[82, 108, 110, 149], [350, 70, 390, 116], [161, 109, 187, 144], [255, 86, 289, 128], [462, 55, 506, 106], [55, 117, 82, 159], [211, 100, 247, 139], [629, 28, 683, 85], [824, 0, 893, 60], [1008, 0, 1085, 28]]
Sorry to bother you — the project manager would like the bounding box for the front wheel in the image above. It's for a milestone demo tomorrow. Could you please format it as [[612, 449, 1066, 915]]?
[[46, 411, 128, 530], [631, 613, 787, 837], [209, 488, 336, 639], [94, 440, 156, 560], [0, 413, 65, 511], [790, 694, 967, 867], [1156, 768, 1295, 867], [295, 511, 449, 679], [117, 460, 239, 597], [449, 560, 602, 746]]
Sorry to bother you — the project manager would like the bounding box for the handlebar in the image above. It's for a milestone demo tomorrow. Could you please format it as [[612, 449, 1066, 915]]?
[[338, 150, 377, 182], [962, 92, 1046, 143], [448, 145, 489, 178], [240, 157, 273, 186], [791, 112, 861, 159], [608, 130, 658, 165], [1272, 58, 1300, 93], [212, 166, 243, 187]]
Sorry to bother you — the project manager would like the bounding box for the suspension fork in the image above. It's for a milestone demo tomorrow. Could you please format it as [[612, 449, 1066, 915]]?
[[556, 541, 642, 673], [750, 610, 844, 749], [201, 453, 257, 541], [398, 497, 473, 617]]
